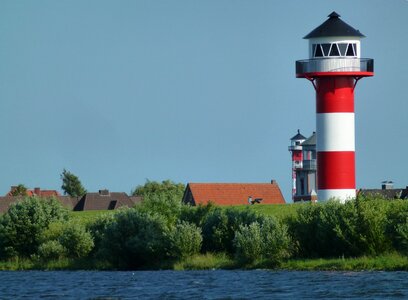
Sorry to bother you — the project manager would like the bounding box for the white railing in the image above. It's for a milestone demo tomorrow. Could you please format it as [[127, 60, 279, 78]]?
[[296, 58, 374, 74]]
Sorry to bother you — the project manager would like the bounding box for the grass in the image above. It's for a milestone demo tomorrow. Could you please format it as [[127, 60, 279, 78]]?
[[69, 210, 114, 225], [173, 253, 236, 270], [231, 203, 300, 220], [1, 253, 407, 271], [280, 253, 408, 271]]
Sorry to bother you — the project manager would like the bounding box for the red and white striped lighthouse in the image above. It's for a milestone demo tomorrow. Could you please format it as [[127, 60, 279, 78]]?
[[296, 12, 374, 202]]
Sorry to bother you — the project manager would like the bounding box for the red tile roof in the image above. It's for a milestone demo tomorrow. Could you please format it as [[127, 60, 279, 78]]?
[[183, 182, 286, 206], [6, 187, 60, 197]]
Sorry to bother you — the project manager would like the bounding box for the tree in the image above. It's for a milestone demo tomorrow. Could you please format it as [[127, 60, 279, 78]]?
[[132, 180, 186, 226], [0, 197, 68, 258], [10, 184, 28, 196], [131, 179, 185, 198], [60, 169, 87, 197]]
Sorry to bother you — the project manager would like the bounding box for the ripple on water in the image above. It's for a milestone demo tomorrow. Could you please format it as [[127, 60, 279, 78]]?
[[0, 270, 407, 299]]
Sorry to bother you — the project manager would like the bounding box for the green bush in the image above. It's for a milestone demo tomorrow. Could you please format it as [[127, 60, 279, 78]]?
[[137, 193, 184, 226], [0, 197, 68, 259], [395, 221, 408, 254], [202, 207, 263, 254], [59, 222, 94, 258], [97, 208, 171, 268], [40, 221, 94, 259], [288, 198, 393, 258], [38, 240, 67, 260], [87, 213, 116, 255], [233, 217, 292, 264], [261, 217, 292, 263], [179, 202, 216, 228], [169, 221, 202, 259], [386, 200, 408, 254], [233, 222, 262, 263]]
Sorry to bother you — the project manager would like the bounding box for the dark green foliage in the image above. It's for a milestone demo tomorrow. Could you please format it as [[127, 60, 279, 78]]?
[[86, 213, 116, 255], [132, 179, 185, 198], [288, 198, 393, 258], [385, 200, 408, 254], [97, 209, 171, 269], [169, 221, 202, 259], [60, 169, 87, 197], [0, 197, 68, 259], [202, 207, 263, 254], [179, 202, 217, 228], [59, 222, 94, 258]]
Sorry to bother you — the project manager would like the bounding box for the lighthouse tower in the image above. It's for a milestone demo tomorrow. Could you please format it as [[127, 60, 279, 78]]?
[[288, 130, 306, 200], [296, 12, 374, 202]]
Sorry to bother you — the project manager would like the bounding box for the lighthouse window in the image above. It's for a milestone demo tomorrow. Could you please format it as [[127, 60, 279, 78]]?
[[321, 43, 331, 56], [314, 44, 323, 57], [352, 43, 357, 55], [346, 43, 355, 56], [329, 44, 340, 56], [338, 43, 348, 56]]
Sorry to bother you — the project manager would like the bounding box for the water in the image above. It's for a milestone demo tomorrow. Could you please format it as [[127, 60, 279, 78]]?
[[0, 270, 407, 299]]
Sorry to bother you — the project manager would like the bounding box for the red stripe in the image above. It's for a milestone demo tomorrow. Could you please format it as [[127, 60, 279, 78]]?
[[316, 77, 355, 113], [317, 151, 355, 189], [297, 71, 374, 78]]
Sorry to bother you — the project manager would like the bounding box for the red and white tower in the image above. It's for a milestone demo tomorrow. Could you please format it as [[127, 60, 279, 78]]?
[[288, 130, 306, 200], [296, 12, 374, 202]]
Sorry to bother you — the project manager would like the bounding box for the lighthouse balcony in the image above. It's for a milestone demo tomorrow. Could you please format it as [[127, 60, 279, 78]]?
[[296, 58, 374, 77], [302, 159, 316, 171]]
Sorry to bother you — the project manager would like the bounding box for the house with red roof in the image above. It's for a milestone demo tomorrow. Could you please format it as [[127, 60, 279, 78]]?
[[6, 186, 60, 197], [182, 180, 286, 206]]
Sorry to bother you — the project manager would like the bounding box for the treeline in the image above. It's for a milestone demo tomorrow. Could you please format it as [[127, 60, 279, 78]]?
[[0, 183, 407, 269]]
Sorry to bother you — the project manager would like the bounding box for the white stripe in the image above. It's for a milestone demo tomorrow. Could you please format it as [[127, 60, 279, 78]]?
[[317, 113, 355, 151], [318, 189, 356, 203]]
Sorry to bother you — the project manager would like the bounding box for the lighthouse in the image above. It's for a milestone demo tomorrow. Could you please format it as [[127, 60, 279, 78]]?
[[288, 130, 306, 200], [296, 12, 374, 202]]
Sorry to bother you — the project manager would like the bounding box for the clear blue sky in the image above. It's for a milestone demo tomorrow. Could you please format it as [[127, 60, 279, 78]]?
[[1, 0, 407, 202]]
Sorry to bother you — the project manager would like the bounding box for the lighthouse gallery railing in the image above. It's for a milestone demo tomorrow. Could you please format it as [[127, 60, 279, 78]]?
[[296, 58, 374, 74]]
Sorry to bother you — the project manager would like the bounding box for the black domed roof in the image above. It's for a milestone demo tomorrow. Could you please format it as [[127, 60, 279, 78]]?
[[290, 130, 306, 141], [304, 12, 365, 39]]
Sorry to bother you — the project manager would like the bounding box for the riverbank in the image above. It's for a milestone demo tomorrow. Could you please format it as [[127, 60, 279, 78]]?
[[1, 252, 408, 271]]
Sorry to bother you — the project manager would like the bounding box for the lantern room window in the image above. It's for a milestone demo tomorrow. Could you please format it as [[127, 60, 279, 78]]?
[[312, 43, 357, 58]]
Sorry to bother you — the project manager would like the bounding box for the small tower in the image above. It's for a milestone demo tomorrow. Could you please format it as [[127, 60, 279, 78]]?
[[288, 130, 306, 200], [296, 12, 374, 202]]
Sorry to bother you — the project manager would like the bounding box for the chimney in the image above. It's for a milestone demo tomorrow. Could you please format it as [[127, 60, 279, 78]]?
[[271, 180, 277, 185], [34, 187, 41, 195], [99, 189, 110, 196], [381, 181, 394, 190]]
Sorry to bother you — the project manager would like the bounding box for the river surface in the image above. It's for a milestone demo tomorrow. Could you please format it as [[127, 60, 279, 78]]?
[[0, 270, 407, 299]]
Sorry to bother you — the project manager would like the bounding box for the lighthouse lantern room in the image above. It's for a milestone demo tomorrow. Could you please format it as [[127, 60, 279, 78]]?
[[296, 12, 374, 202]]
